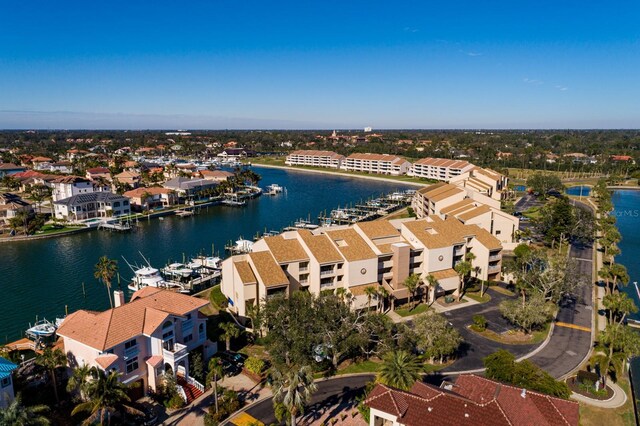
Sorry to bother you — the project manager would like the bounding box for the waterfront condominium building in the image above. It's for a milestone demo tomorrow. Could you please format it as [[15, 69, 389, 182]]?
[[449, 167, 510, 201], [285, 150, 345, 169], [221, 216, 502, 317], [341, 153, 412, 176], [408, 157, 475, 181], [51, 176, 110, 202], [411, 182, 519, 248], [53, 191, 131, 221], [56, 288, 216, 401]]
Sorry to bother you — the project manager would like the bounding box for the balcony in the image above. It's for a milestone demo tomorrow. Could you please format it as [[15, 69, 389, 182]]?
[[299, 266, 309, 273], [489, 254, 501, 262], [182, 319, 193, 332], [124, 345, 139, 360], [163, 342, 188, 362], [488, 265, 501, 273], [320, 269, 334, 276]]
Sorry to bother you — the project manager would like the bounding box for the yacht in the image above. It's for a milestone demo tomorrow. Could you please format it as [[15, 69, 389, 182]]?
[[162, 263, 195, 279], [127, 265, 166, 291], [26, 319, 56, 339], [265, 183, 284, 195]]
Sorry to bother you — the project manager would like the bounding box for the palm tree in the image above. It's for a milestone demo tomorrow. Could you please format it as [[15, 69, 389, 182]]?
[[364, 286, 378, 311], [36, 348, 67, 404], [377, 287, 389, 313], [219, 322, 241, 352], [603, 292, 638, 326], [403, 274, 420, 309], [377, 350, 422, 391], [0, 395, 50, 425], [425, 274, 438, 304], [71, 369, 142, 425], [67, 364, 94, 402], [207, 357, 225, 414], [94, 256, 118, 309], [609, 263, 630, 294], [271, 365, 317, 425], [454, 260, 472, 301]]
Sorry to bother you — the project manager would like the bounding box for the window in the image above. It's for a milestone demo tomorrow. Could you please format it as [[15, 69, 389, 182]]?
[[184, 334, 193, 343], [113, 201, 120, 207], [163, 320, 172, 329], [125, 357, 139, 374], [163, 330, 174, 340], [124, 339, 137, 349], [1, 377, 10, 388], [199, 323, 204, 333]]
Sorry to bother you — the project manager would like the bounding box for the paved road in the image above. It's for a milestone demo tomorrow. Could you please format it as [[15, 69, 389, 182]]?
[[441, 289, 540, 372], [241, 375, 374, 425], [527, 199, 595, 378]]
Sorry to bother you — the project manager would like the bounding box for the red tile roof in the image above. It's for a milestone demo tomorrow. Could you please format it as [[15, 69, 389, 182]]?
[[365, 375, 578, 426]]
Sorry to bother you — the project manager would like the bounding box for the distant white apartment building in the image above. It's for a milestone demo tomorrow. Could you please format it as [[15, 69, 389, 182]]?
[[285, 150, 345, 169], [408, 158, 475, 181], [341, 153, 412, 176]]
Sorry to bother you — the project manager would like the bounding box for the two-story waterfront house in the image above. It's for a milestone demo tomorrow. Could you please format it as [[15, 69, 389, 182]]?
[[56, 288, 215, 401]]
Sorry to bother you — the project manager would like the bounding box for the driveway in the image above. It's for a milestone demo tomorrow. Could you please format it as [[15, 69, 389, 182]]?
[[440, 288, 541, 373]]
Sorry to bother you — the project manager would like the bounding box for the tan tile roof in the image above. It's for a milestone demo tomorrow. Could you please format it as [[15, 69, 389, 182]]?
[[234, 261, 257, 284], [248, 251, 289, 288], [424, 184, 465, 202], [356, 220, 400, 239], [325, 228, 377, 262], [288, 150, 343, 159], [470, 226, 502, 250], [413, 157, 472, 169], [297, 230, 344, 264], [56, 288, 208, 351], [264, 236, 309, 263], [348, 283, 380, 296], [457, 205, 491, 221], [430, 268, 459, 280], [416, 182, 447, 195], [347, 153, 406, 163], [123, 187, 174, 198], [402, 217, 475, 249], [440, 199, 475, 215]]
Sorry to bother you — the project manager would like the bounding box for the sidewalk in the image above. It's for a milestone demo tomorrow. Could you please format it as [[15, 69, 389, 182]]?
[[387, 297, 480, 323], [571, 381, 627, 408]]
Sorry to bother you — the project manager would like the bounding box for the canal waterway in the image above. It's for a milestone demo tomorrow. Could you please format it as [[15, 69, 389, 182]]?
[[0, 166, 414, 342]]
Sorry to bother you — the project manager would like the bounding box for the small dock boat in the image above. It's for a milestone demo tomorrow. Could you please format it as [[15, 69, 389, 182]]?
[[26, 319, 56, 339], [265, 183, 284, 195]]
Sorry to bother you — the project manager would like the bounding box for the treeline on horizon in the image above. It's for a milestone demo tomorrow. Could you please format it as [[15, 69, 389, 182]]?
[[2, 129, 640, 175]]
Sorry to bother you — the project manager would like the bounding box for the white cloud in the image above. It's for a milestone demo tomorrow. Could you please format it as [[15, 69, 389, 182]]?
[[523, 77, 544, 85], [555, 85, 569, 91]]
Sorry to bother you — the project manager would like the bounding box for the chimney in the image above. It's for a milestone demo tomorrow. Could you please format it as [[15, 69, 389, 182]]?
[[521, 388, 526, 398], [113, 290, 125, 308]]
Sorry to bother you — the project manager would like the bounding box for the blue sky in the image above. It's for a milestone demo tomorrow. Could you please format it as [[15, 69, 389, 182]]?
[[0, 1, 638, 129]]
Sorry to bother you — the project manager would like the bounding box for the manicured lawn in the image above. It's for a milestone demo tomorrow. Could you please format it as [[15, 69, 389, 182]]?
[[468, 321, 551, 345], [35, 225, 86, 235], [464, 291, 491, 303], [489, 286, 516, 297], [579, 376, 636, 426], [395, 303, 429, 317], [195, 288, 218, 316], [209, 284, 228, 309], [337, 360, 383, 375], [523, 206, 542, 220]]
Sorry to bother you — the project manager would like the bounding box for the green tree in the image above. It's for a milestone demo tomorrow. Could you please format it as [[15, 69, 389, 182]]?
[[526, 173, 564, 198], [377, 350, 422, 391], [602, 292, 638, 325], [363, 286, 378, 311], [219, 322, 241, 352], [403, 274, 421, 309], [71, 369, 142, 425], [454, 260, 472, 301], [94, 256, 118, 309], [66, 364, 94, 402], [424, 274, 438, 303], [206, 357, 225, 414], [410, 311, 462, 363], [499, 294, 552, 334], [0, 395, 50, 426], [271, 365, 317, 425], [595, 324, 640, 386], [35, 348, 67, 404]]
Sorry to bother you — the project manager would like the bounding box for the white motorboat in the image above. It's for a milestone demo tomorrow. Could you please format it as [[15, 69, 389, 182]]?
[[127, 265, 166, 291], [188, 256, 222, 270], [26, 319, 57, 339], [265, 183, 284, 195], [234, 239, 253, 253], [162, 263, 195, 278]]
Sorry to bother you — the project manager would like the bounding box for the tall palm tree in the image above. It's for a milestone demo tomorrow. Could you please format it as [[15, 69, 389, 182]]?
[[71, 369, 142, 425], [403, 274, 420, 309], [94, 256, 118, 309], [0, 395, 50, 426], [219, 322, 241, 352], [363, 286, 378, 311], [36, 348, 67, 404], [454, 260, 472, 301], [207, 357, 225, 414], [271, 365, 318, 425], [377, 287, 389, 313], [377, 350, 422, 391], [425, 274, 438, 304], [67, 364, 94, 402]]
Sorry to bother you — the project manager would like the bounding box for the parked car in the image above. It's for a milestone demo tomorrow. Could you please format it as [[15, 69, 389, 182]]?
[[220, 351, 247, 367]]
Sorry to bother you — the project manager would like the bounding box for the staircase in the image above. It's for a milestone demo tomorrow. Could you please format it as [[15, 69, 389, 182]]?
[[176, 375, 204, 404]]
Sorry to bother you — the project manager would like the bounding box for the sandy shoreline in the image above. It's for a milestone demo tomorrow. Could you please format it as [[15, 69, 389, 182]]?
[[251, 163, 428, 188]]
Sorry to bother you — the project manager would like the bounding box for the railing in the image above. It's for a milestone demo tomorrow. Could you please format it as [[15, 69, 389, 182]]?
[[182, 319, 193, 331], [320, 269, 333, 276], [176, 385, 188, 403], [299, 266, 309, 272], [488, 265, 501, 273], [163, 342, 188, 361], [187, 375, 205, 393], [489, 254, 501, 262], [124, 346, 139, 359], [299, 279, 309, 285]]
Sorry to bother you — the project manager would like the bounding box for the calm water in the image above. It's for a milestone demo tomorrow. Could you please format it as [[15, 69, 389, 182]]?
[[0, 167, 414, 341], [566, 185, 591, 197], [612, 190, 640, 322]]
